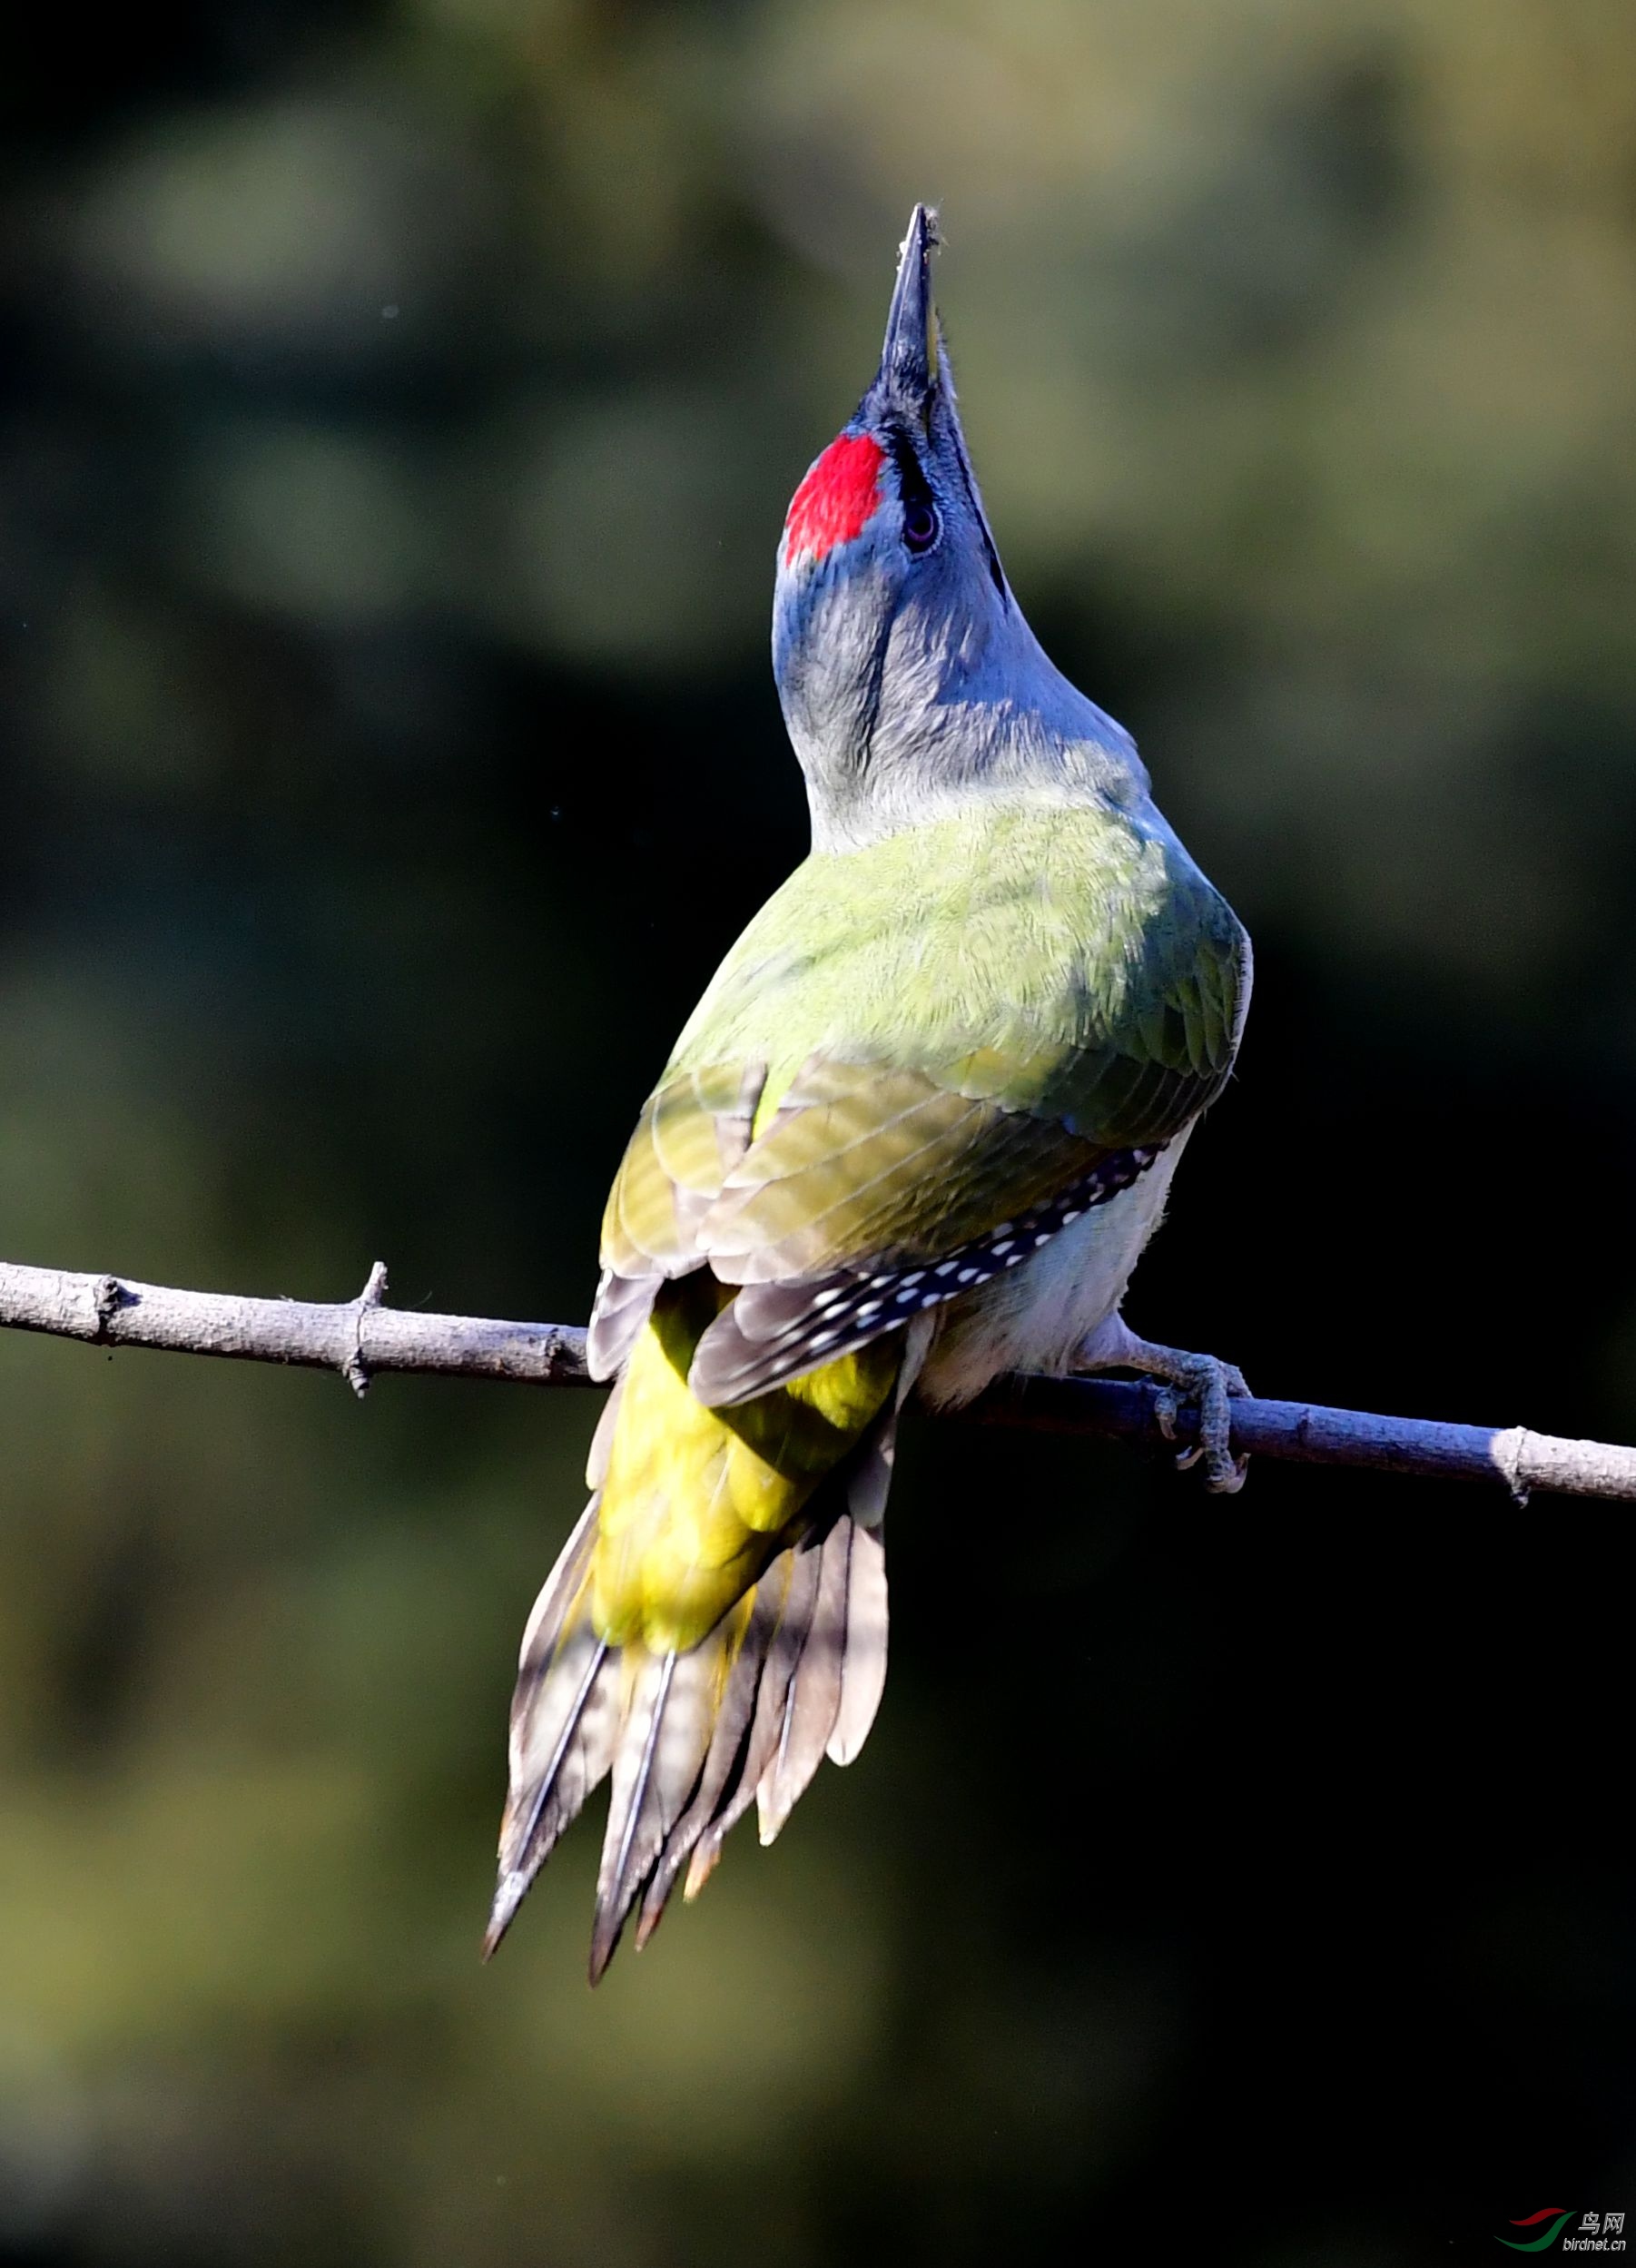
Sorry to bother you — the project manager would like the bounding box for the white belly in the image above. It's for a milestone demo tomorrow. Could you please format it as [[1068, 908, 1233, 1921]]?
[[916, 1129, 1192, 1410]]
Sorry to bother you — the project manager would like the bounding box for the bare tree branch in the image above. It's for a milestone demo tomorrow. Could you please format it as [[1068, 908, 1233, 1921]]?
[[961, 1376, 1636, 1504], [0, 1257, 591, 1392], [2, 1257, 1631, 1504]]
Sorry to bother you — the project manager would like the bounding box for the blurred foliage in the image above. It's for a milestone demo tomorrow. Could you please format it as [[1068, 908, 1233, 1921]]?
[[3, 2, 1635, 2262]]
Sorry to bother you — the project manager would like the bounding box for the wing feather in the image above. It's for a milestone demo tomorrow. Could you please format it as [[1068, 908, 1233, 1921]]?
[[588, 814, 1247, 1399]]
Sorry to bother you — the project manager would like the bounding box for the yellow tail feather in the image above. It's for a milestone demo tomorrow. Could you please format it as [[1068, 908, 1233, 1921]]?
[[486, 1276, 912, 1977]]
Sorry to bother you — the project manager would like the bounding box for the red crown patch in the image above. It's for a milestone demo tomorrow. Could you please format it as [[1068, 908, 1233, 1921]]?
[[784, 432, 885, 563]]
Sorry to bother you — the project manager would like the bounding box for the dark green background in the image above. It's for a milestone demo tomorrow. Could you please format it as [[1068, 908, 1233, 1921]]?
[[4, 5, 1634, 2262]]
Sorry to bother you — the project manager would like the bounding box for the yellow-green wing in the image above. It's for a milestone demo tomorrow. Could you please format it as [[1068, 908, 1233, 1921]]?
[[706, 1059, 1107, 1281], [587, 804, 1247, 1398], [587, 1059, 763, 1376]]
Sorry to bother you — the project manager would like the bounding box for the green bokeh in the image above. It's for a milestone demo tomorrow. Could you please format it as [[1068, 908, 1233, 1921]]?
[[4, 5, 1635, 2261]]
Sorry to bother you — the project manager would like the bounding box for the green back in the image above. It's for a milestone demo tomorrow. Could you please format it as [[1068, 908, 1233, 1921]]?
[[598, 801, 1246, 1300], [673, 802, 1243, 1132]]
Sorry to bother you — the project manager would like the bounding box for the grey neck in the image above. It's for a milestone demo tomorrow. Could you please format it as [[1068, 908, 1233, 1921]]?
[[782, 589, 1153, 853]]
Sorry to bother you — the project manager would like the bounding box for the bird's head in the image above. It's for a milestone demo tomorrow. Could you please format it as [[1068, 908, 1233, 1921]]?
[[773, 205, 1142, 847]]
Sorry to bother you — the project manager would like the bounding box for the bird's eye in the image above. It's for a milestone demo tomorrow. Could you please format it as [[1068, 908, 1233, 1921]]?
[[902, 499, 940, 554]]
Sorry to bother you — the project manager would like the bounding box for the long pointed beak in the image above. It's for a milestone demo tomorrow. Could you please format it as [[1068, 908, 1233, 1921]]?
[[876, 203, 940, 407]]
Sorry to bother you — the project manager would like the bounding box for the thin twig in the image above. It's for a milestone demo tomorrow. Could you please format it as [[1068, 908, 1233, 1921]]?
[[961, 1376, 1636, 1504], [0, 1257, 591, 1387], [1, 1257, 1631, 1503]]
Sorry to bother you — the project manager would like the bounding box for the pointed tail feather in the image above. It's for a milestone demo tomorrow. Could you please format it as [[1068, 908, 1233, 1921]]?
[[484, 1635, 613, 1957], [486, 1501, 893, 1975], [487, 1315, 929, 1974], [484, 1494, 614, 1958], [588, 1643, 716, 1982], [826, 1517, 888, 1767], [756, 1515, 851, 1843], [632, 1573, 789, 1948], [655, 1405, 900, 1905], [673, 1496, 890, 1904], [666, 1532, 827, 1911]]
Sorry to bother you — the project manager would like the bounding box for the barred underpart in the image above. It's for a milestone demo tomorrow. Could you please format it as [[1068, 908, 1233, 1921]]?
[[689, 1141, 1163, 1406]]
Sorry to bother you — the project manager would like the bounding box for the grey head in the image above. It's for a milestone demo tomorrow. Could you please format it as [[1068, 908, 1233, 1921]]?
[[772, 205, 1148, 852]]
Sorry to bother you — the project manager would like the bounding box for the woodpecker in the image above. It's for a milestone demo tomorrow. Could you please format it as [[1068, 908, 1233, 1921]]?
[[487, 207, 1250, 1980]]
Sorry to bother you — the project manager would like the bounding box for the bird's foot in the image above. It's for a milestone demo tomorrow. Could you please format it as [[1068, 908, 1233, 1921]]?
[[1073, 1315, 1250, 1494], [1149, 1360, 1250, 1494]]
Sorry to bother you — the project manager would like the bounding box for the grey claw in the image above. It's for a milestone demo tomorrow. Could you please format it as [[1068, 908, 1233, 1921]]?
[[1079, 1332, 1250, 1494], [1154, 1355, 1249, 1494], [1204, 1454, 1249, 1497]]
